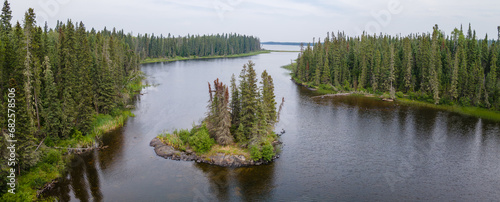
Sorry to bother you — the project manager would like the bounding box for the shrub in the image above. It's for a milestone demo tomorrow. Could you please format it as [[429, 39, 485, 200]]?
[[110, 108, 121, 117], [460, 97, 471, 107], [43, 150, 61, 165], [395, 91, 404, 98], [70, 129, 83, 141], [176, 129, 191, 144], [159, 133, 186, 151], [250, 145, 262, 161], [319, 84, 334, 91], [188, 127, 215, 153], [234, 123, 247, 143], [261, 143, 275, 161], [44, 136, 55, 147], [408, 92, 416, 99]]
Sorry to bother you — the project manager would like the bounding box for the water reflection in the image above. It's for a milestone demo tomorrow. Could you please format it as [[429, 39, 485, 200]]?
[[192, 163, 276, 201], [46, 151, 102, 201]]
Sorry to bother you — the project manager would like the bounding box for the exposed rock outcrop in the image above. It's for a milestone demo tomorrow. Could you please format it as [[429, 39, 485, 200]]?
[[150, 137, 279, 167]]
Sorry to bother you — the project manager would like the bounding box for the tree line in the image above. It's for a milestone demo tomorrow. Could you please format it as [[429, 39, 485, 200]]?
[[293, 24, 500, 109], [78, 26, 262, 60]]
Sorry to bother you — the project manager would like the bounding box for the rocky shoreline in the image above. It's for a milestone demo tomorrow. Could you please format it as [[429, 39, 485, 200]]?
[[150, 137, 279, 167]]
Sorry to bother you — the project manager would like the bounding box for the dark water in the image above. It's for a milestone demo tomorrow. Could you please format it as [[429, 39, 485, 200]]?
[[46, 46, 500, 201]]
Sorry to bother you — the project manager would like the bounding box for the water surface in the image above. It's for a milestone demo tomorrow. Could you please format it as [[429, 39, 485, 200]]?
[[47, 45, 500, 201]]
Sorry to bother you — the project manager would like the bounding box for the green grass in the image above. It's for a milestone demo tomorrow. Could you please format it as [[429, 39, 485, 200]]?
[[141, 50, 271, 64], [158, 132, 187, 152], [269, 50, 301, 52], [288, 66, 500, 122], [1, 148, 66, 201], [203, 144, 250, 159], [397, 98, 500, 122], [280, 63, 297, 71]]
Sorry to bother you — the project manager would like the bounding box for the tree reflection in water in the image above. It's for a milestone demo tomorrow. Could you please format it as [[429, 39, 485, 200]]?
[[44, 151, 102, 201], [193, 162, 276, 201]]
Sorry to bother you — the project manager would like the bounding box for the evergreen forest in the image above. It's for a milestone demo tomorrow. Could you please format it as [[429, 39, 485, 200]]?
[[293, 24, 500, 110]]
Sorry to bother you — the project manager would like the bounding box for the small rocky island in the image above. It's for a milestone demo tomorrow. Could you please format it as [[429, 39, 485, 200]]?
[[151, 61, 284, 167]]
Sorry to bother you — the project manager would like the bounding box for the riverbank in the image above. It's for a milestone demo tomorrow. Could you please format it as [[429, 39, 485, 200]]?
[[2, 74, 146, 201], [150, 137, 280, 167], [140, 50, 271, 64], [285, 63, 500, 122]]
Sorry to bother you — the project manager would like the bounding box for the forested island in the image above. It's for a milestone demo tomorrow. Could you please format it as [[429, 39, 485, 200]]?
[[151, 61, 283, 167], [287, 24, 500, 120], [0, 1, 264, 200]]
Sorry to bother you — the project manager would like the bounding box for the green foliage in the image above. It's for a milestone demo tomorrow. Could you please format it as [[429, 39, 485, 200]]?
[[159, 132, 186, 151], [70, 129, 83, 141], [134, 34, 261, 61], [177, 129, 192, 144], [42, 149, 61, 165], [261, 143, 275, 161], [188, 126, 215, 153], [291, 24, 500, 112], [234, 123, 246, 143], [250, 145, 262, 161], [396, 91, 404, 98], [140, 50, 269, 64], [233, 61, 280, 145], [44, 135, 55, 147]]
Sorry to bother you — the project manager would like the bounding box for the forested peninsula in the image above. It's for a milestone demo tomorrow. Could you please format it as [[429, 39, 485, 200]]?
[[289, 24, 500, 120], [0, 1, 263, 200]]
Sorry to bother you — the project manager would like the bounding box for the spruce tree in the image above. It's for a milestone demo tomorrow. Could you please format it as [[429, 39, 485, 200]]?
[[261, 70, 277, 125], [450, 53, 459, 101], [229, 74, 240, 127], [42, 56, 62, 137], [388, 45, 396, 98], [239, 61, 258, 140], [486, 49, 497, 107], [403, 38, 413, 92], [250, 97, 268, 145], [0, 0, 11, 33], [207, 79, 233, 145], [12, 22, 39, 170], [75, 22, 94, 133], [321, 50, 331, 84], [430, 28, 440, 104], [371, 50, 381, 92]]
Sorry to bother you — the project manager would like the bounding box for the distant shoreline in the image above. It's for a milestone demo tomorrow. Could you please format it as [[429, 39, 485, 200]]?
[[140, 50, 271, 64]]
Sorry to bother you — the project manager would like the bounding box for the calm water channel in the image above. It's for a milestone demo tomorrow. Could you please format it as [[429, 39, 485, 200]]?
[[46, 45, 500, 201]]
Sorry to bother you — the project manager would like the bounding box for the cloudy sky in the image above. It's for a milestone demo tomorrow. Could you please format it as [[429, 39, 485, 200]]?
[[10, 0, 500, 42]]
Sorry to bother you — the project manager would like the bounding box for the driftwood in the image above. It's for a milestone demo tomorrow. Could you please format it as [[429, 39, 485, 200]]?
[[36, 179, 58, 198], [54, 145, 108, 154], [35, 137, 46, 152]]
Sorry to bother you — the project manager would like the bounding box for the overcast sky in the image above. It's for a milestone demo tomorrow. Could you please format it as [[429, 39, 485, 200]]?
[[10, 0, 500, 42]]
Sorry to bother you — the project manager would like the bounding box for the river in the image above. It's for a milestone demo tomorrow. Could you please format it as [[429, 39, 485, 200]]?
[[46, 45, 500, 201]]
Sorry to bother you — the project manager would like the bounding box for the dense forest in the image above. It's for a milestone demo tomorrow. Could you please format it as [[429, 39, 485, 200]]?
[[103, 27, 261, 60], [0, 2, 141, 199], [0, 1, 263, 200], [293, 24, 500, 110]]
